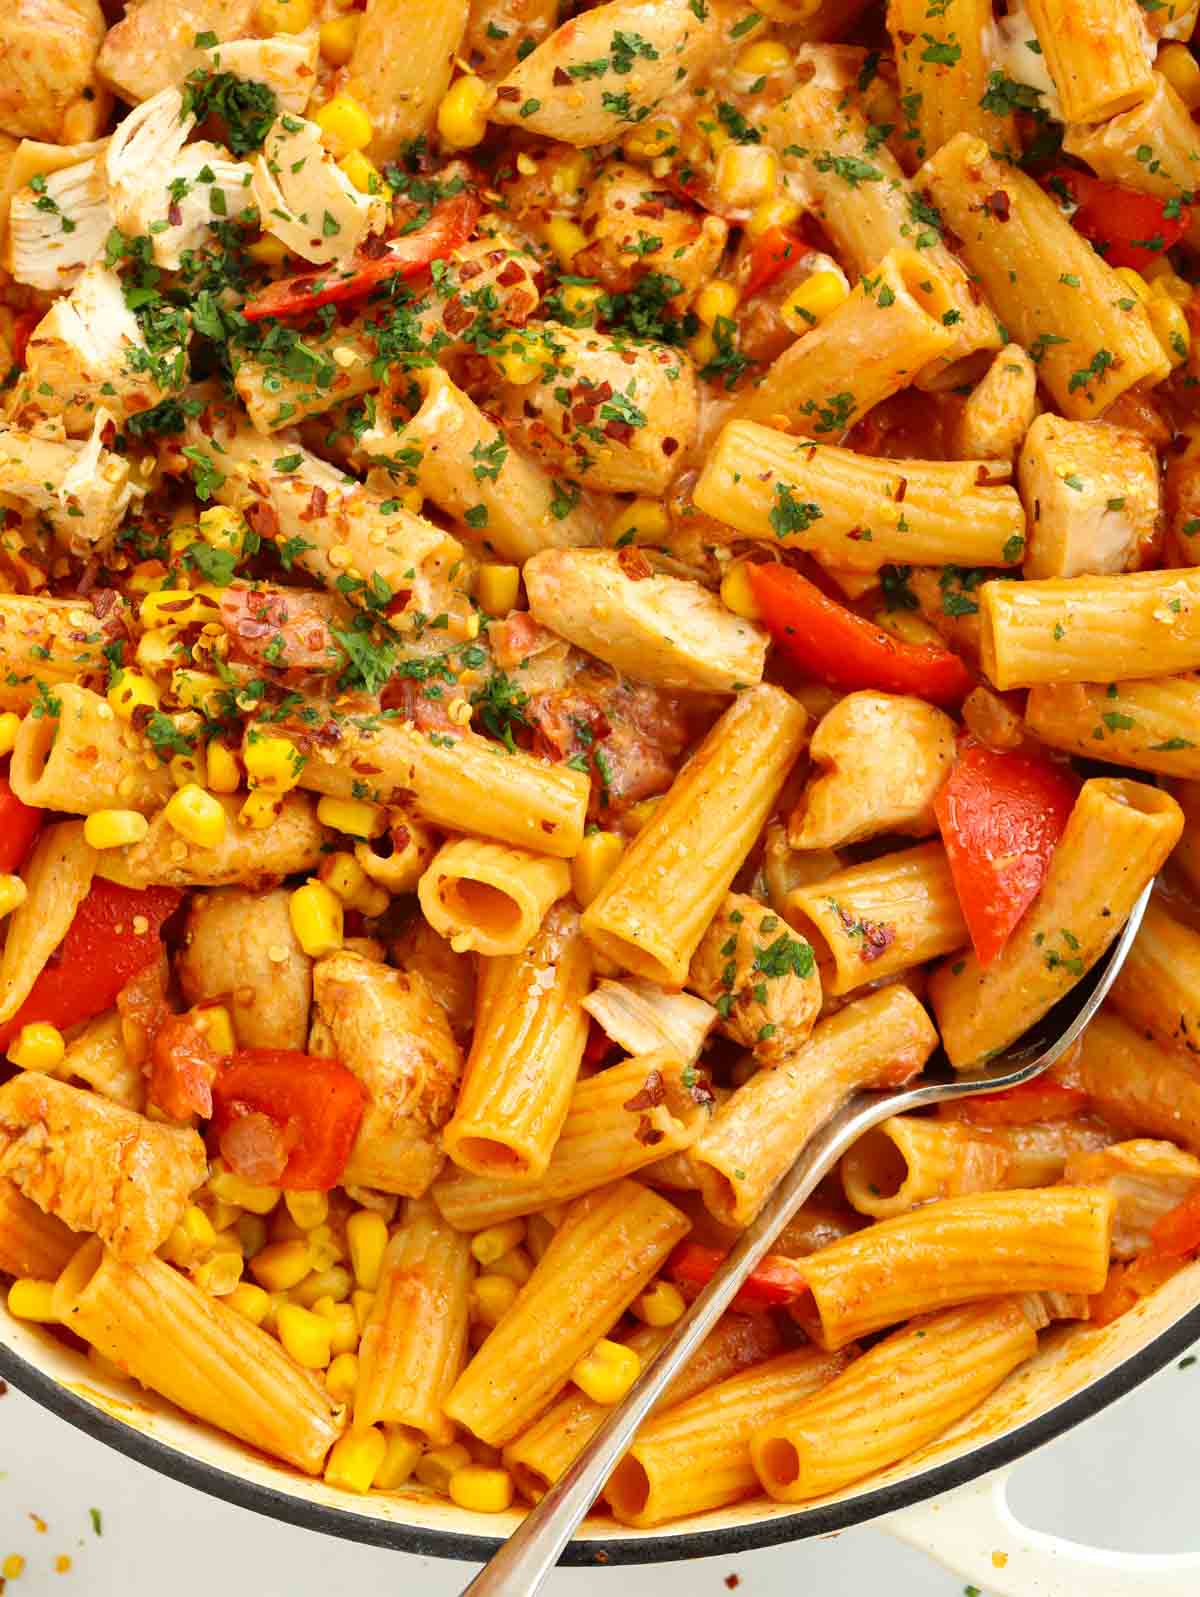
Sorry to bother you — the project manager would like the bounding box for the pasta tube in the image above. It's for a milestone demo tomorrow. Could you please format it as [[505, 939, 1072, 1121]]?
[[1077, 1008, 1200, 1154], [54, 1240, 345, 1475], [432, 1054, 714, 1231], [0, 1074, 207, 1264], [0, 1177, 77, 1281], [581, 685, 807, 986], [350, 0, 468, 161], [788, 692, 956, 850], [930, 779, 1183, 1067], [0, 821, 94, 1023], [386, 369, 602, 560], [504, 1315, 781, 1501], [795, 1188, 1114, 1349], [10, 683, 173, 816], [752, 1299, 1036, 1500], [922, 134, 1169, 418], [693, 423, 1025, 572], [1064, 74, 1200, 245], [417, 839, 571, 959], [354, 1197, 472, 1444], [787, 843, 968, 996], [1025, 678, 1200, 780], [841, 1116, 1011, 1219], [1171, 779, 1200, 896], [178, 888, 311, 1051], [688, 893, 821, 1063], [607, 1345, 851, 1527], [688, 986, 939, 1228], [95, 792, 326, 888], [887, 0, 1018, 160], [443, 1179, 690, 1446], [441, 904, 590, 1179], [488, 0, 720, 147], [0, 593, 121, 712], [1023, 0, 1154, 121], [718, 250, 956, 440], [282, 702, 589, 860], [980, 570, 1200, 690]]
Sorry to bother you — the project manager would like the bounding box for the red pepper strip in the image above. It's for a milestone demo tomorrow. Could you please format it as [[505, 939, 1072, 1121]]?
[[669, 1242, 809, 1311], [211, 1050, 366, 1190], [241, 190, 481, 322], [0, 776, 42, 873], [952, 1078, 1087, 1127], [744, 225, 803, 296], [0, 880, 182, 1050], [1046, 167, 1191, 272], [748, 563, 973, 707], [1150, 1191, 1200, 1259], [935, 736, 1078, 966]]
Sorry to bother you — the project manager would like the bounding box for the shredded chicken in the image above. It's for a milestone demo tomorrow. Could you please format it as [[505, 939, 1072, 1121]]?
[[0, 1073, 207, 1262], [0, 408, 138, 557], [582, 977, 717, 1063], [0, 0, 106, 140], [252, 114, 387, 266], [97, 0, 255, 104], [7, 148, 110, 291]]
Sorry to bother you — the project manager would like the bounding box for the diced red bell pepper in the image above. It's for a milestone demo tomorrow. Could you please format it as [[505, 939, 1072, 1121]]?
[[1150, 1191, 1200, 1259], [748, 563, 973, 706], [241, 189, 481, 321], [952, 1078, 1087, 1126], [1047, 167, 1192, 272], [210, 1050, 366, 1190], [0, 776, 42, 873], [936, 736, 1077, 965], [744, 225, 804, 296], [148, 1012, 223, 1121], [0, 880, 182, 1050], [669, 1242, 809, 1312]]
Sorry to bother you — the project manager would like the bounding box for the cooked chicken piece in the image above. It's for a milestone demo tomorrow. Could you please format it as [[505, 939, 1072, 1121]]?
[[582, 978, 717, 1063], [575, 161, 727, 305], [178, 887, 312, 1051], [524, 547, 766, 695], [185, 30, 318, 115], [0, 1073, 207, 1263], [6, 150, 110, 293], [97, 791, 326, 889], [253, 114, 387, 265], [390, 915, 477, 1043], [689, 892, 822, 1063], [0, 410, 137, 559], [1065, 1139, 1200, 1259], [313, 950, 464, 1197], [1019, 413, 1160, 579], [97, 0, 255, 104], [789, 693, 956, 850], [16, 263, 179, 436], [0, 133, 104, 256], [0, 0, 105, 140]]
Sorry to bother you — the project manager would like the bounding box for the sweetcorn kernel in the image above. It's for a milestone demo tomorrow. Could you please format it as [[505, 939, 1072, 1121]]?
[[256, 0, 312, 31], [1149, 295, 1190, 367], [208, 1167, 279, 1214], [285, 1190, 329, 1230], [276, 1302, 333, 1368], [745, 193, 801, 239], [226, 1282, 272, 1325], [8, 1023, 65, 1072], [346, 1209, 389, 1289], [7, 1278, 57, 1322], [325, 1426, 387, 1492], [694, 280, 739, 326], [164, 785, 227, 850], [314, 94, 373, 156], [489, 330, 552, 386], [250, 1239, 312, 1292], [414, 1443, 471, 1494], [608, 497, 668, 545], [437, 73, 490, 150], [488, 1246, 533, 1285], [558, 280, 603, 320], [239, 789, 281, 830], [340, 150, 383, 194], [192, 1004, 235, 1057], [469, 1273, 519, 1327], [736, 37, 791, 75], [543, 216, 588, 268], [205, 739, 241, 793], [107, 670, 160, 721], [193, 1251, 244, 1296], [84, 808, 150, 849], [292, 1266, 353, 1308], [375, 1426, 423, 1488], [0, 875, 27, 919], [289, 880, 344, 957], [571, 830, 625, 908], [1158, 42, 1200, 109], [316, 795, 385, 838], [169, 751, 204, 790], [477, 564, 520, 617], [449, 1465, 515, 1513], [140, 588, 220, 629], [351, 1289, 375, 1331], [720, 561, 762, 620], [780, 271, 849, 333], [319, 13, 360, 65], [0, 711, 20, 755], [470, 1220, 525, 1267], [2, 1555, 25, 1580], [326, 1351, 360, 1403], [243, 733, 304, 792], [572, 1338, 641, 1404], [196, 505, 245, 552], [313, 1297, 359, 1355], [246, 234, 290, 267], [631, 1280, 686, 1326]]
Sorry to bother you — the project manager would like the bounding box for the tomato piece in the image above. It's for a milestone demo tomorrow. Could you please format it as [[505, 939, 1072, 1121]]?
[[210, 1050, 366, 1190], [935, 737, 1077, 965], [0, 776, 42, 873], [0, 880, 182, 1050], [241, 190, 481, 321], [748, 563, 973, 706], [1047, 167, 1191, 271], [148, 1012, 223, 1121], [953, 1078, 1087, 1126], [744, 225, 803, 296], [1150, 1191, 1200, 1259], [668, 1242, 809, 1311]]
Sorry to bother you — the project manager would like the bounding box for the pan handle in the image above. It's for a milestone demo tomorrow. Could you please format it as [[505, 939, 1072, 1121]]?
[[882, 1465, 1200, 1597]]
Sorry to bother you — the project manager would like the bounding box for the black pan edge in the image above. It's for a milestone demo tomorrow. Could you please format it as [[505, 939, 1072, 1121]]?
[[3, 1300, 1200, 1567]]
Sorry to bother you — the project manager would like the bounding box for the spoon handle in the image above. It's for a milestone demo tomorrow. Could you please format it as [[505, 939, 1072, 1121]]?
[[459, 1089, 898, 1597]]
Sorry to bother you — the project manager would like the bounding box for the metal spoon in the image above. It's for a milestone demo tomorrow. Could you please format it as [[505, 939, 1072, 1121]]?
[[460, 879, 1153, 1597]]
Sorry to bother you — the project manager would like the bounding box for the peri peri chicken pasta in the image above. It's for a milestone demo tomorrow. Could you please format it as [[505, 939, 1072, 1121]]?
[[2, 0, 1200, 1528]]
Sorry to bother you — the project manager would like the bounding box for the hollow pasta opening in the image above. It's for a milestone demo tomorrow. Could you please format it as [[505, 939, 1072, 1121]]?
[[842, 1128, 909, 1210], [605, 1455, 651, 1519], [757, 1437, 800, 1489], [443, 879, 523, 940], [898, 255, 955, 327], [452, 1135, 526, 1174]]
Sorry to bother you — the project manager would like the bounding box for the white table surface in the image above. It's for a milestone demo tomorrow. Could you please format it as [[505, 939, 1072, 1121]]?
[[1, 1334, 1197, 1596]]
